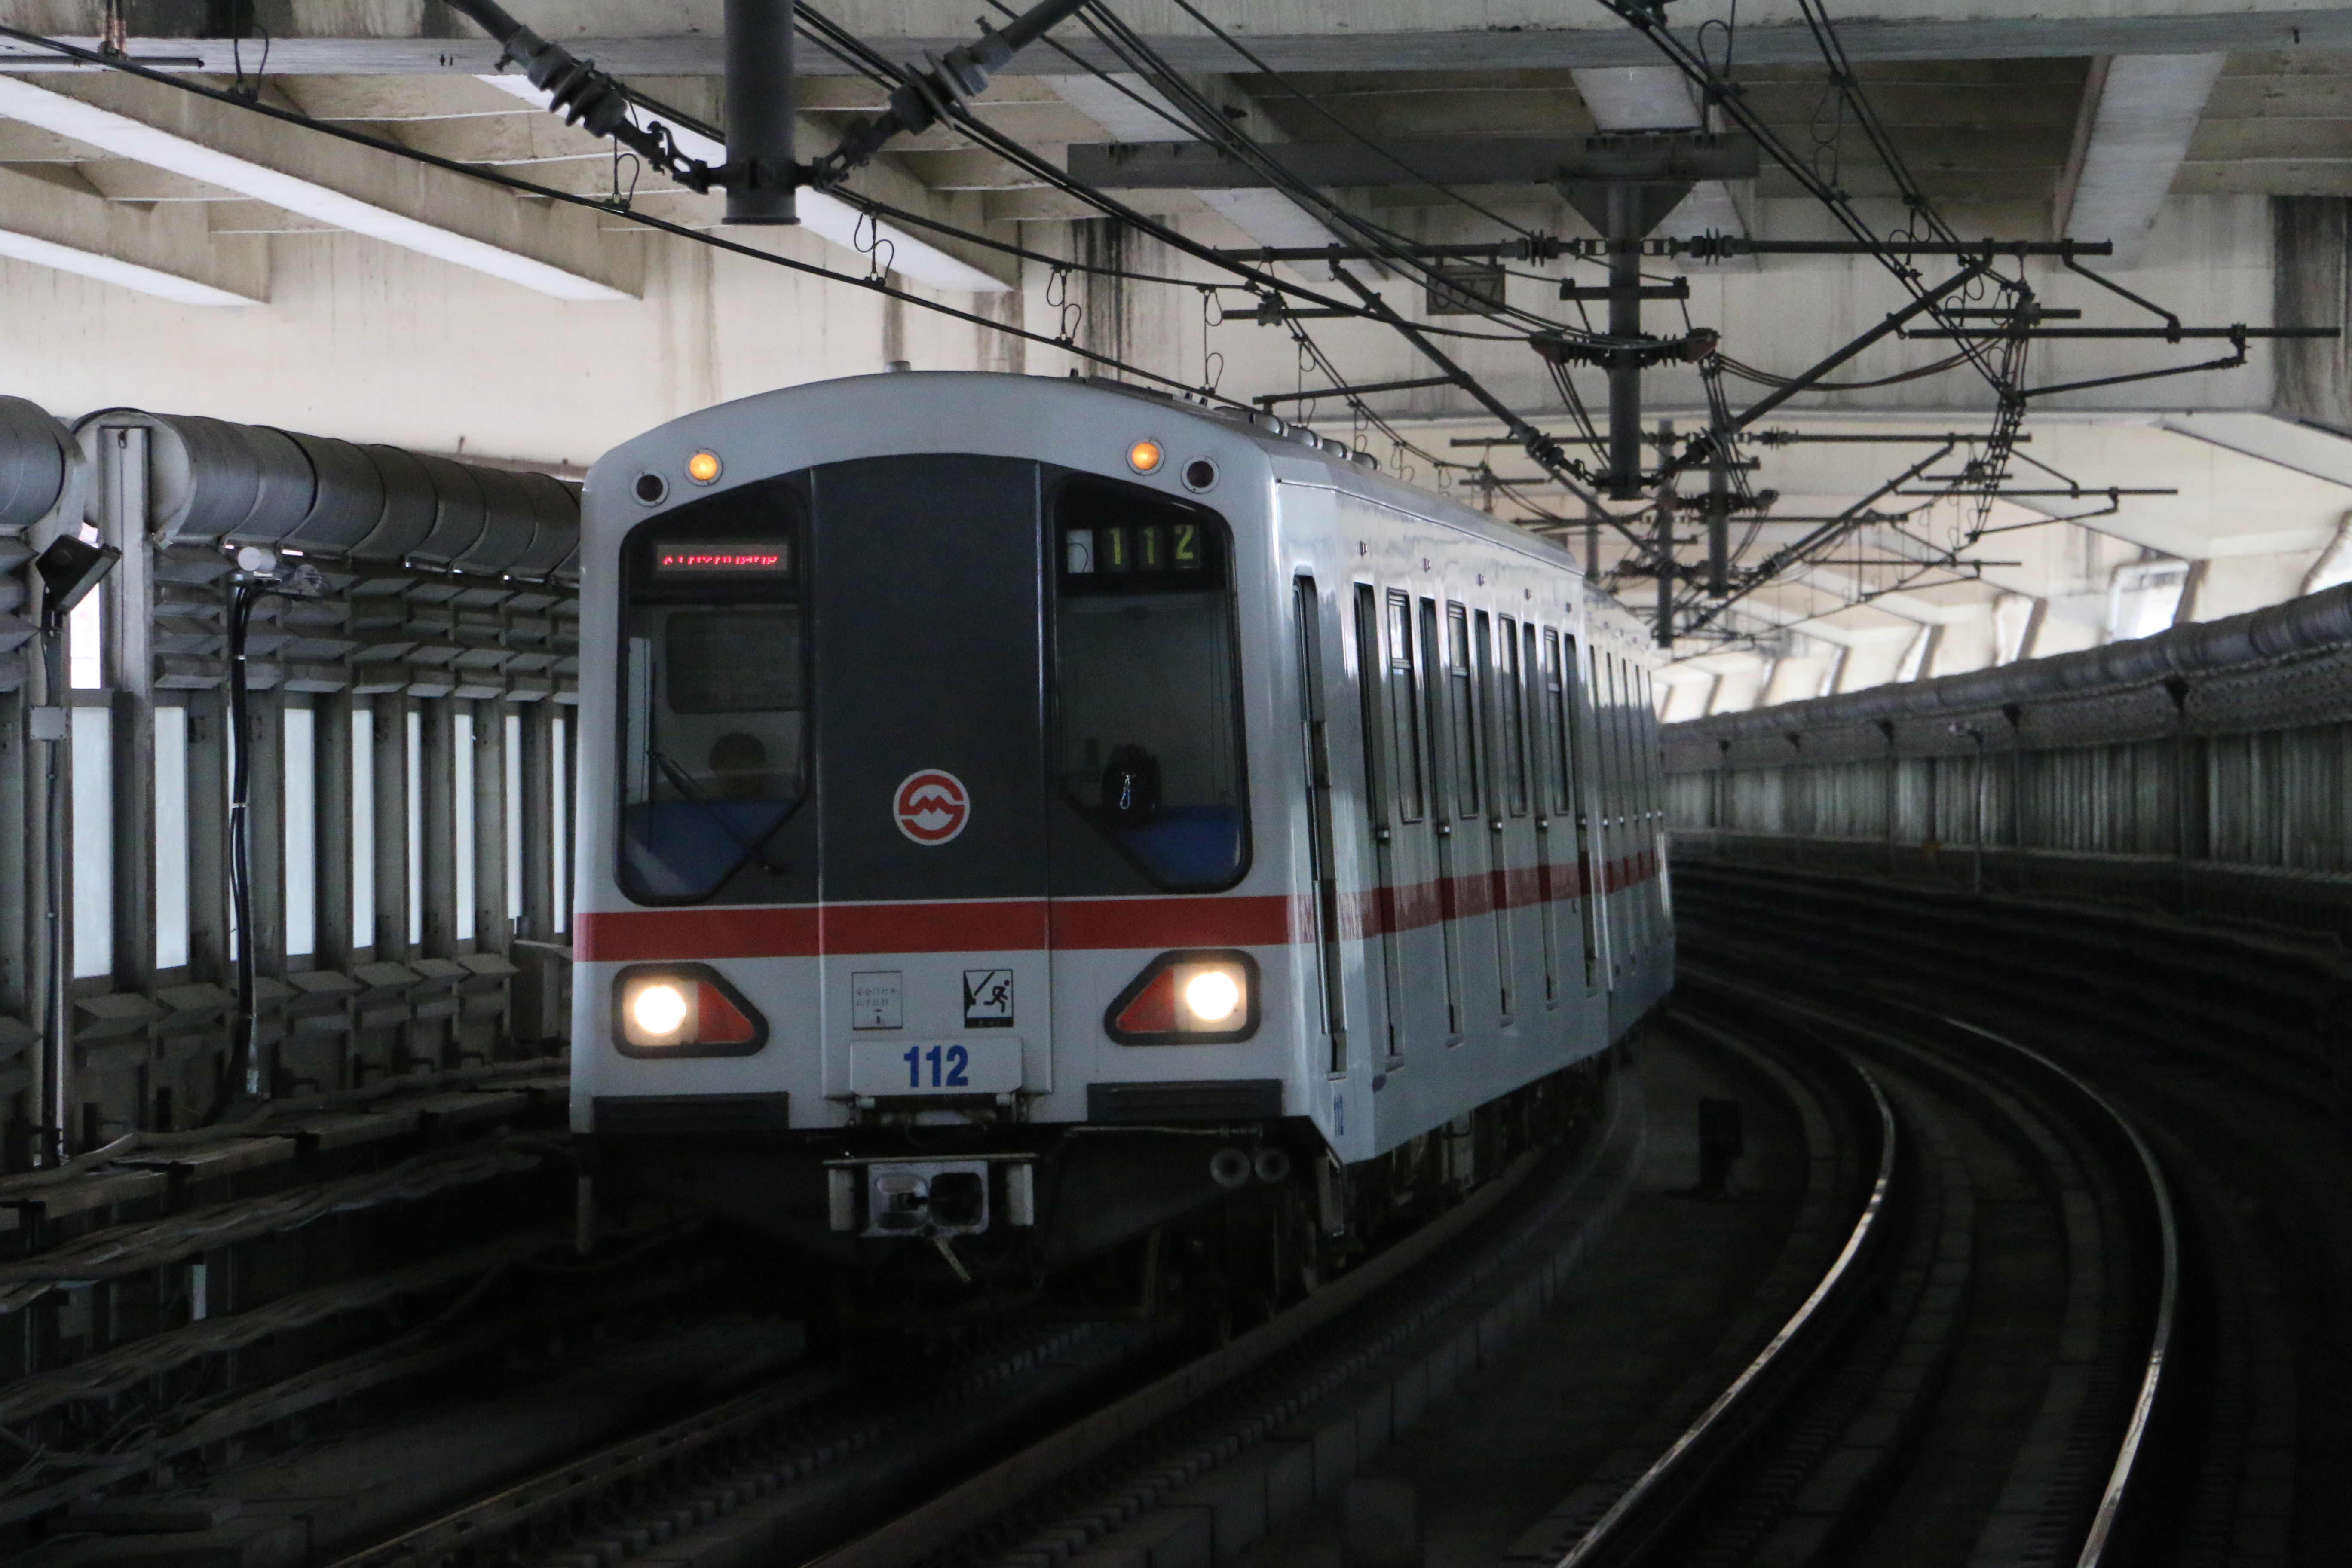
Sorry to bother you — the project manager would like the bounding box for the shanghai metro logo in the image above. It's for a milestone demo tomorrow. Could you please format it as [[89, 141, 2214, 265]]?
[[893, 769, 971, 845]]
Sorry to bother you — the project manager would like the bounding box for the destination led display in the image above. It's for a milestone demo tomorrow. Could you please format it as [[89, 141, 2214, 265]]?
[[652, 541, 793, 577]]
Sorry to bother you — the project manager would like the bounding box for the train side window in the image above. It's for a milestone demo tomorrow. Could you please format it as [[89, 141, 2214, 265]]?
[[1498, 615, 1528, 816], [1542, 628, 1569, 814], [1593, 645, 1620, 827], [616, 481, 808, 905], [1354, 585, 1389, 822], [1053, 477, 1248, 891], [1446, 603, 1480, 818], [1418, 598, 1445, 819], [1611, 652, 1633, 822], [1384, 590, 1425, 823]]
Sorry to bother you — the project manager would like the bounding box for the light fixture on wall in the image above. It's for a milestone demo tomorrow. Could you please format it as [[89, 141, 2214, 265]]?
[[33, 533, 119, 633]]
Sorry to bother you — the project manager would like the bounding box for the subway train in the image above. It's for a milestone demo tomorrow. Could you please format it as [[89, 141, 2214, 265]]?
[[571, 372, 1673, 1300]]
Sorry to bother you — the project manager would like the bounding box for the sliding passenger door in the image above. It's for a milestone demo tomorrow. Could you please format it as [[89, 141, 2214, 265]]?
[[1294, 578, 1347, 1073], [1545, 629, 1600, 993], [1473, 610, 1515, 1023], [1520, 620, 1559, 1009], [1426, 600, 1468, 1036], [1352, 586, 1408, 1064], [1585, 641, 1620, 990]]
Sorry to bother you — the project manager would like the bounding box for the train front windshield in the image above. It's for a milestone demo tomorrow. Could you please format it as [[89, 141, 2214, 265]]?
[[609, 460, 1246, 910], [617, 481, 808, 903], [1053, 478, 1247, 891]]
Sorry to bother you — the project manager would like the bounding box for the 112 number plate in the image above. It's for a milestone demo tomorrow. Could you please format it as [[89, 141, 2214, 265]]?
[[848, 1038, 1023, 1096]]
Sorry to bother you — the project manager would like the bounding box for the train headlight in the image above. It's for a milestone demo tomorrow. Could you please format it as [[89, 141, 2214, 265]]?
[[1127, 439, 1164, 475], [613, 965, 769, 1057], [629, 981, 691, 1039], [686, 449, 723, 484], [1106, 951, 1259, 1044], [1181, 967, 1243, 1024]]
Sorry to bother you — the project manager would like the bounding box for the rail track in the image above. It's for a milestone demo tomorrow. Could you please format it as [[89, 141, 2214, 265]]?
[[0, 1059, 604, 1535], [1551, 968, 2181, 1568], [1680, 856, 2331, 1562], [15, 881, 2241, 1566], [195, 1064, 1651, 1568]]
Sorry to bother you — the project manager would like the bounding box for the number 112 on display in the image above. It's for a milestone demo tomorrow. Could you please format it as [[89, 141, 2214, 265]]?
[[903, 1044, 971, 1089]]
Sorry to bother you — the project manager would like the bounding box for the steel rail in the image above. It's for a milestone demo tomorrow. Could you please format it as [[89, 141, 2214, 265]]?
[[318, 1364, 854, 1568], [1939, 1016, 2180, 1568], [1675, 909, 2184, 1565], [806, 1142, 1565, 1568], [1550, 1050, 1898, 1568]]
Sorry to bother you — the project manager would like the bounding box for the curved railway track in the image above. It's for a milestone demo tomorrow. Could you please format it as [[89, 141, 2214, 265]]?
[[1681, 858, 2329, 1563], [16, 917, 2215, 1568], [289, 1070, 1654, 1568]]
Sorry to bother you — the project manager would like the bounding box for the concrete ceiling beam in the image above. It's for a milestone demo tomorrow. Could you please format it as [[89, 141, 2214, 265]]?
[[1570, 66, 1754, 263], [1041, 72, 1345, 253], [14, 7, 2352, 75], [0, 72, 637, 299], [2055, 53, 2228, 266], [0, 159, 262, 303]]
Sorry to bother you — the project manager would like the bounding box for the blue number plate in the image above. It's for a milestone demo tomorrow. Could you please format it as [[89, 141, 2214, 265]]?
[[849, 1039, 1023, 1096]]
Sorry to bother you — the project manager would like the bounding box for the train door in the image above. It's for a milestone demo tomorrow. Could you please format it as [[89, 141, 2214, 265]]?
[[1586, 641, 1621, 988], [807, 455, 1054, 1104], [1294, 578, 1346, 1073], [1545, 628, 1600, 992], [1638, 665, 1672, 929], [1604, 649, 1639, 964], [1503, 617, 1552, 1011], [1424, 599, 1467, 1037], [1358, 587, 1416, 1063], [1617, 654, 1652, 956], [1473, 610, 1515, 1023]]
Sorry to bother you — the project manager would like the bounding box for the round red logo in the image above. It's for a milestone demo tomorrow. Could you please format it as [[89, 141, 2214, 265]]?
[[893, 769, 971, 845]]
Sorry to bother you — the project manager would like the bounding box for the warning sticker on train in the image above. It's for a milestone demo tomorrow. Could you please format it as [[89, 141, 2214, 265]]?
[[893, 770, 971, 845]]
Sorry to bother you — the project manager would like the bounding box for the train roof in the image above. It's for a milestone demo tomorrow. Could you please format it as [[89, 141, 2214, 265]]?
[[593, 371, 1651, 652]]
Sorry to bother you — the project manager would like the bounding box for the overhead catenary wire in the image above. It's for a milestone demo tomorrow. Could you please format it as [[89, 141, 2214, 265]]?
[[0, 19, 1593, 545], [1157, 0, 1544, 242], [0, 24, 1288, 410], [6, 9, 2223, 631], [989, 0, 1619, 353]]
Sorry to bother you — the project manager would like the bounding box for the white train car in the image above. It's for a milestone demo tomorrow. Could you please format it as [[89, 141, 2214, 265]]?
[[570, 372, 1671, 1284]]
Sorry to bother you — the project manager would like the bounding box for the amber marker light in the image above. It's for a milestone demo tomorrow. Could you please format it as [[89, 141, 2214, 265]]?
[[1127, 439, 1164, 474], [686, 449, 723, 484]]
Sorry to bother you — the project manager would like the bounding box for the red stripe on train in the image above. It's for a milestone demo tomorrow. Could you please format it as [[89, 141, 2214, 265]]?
[[575, 895, 1297, 962], [574, 864, 1658, 962], [1344, 854, 1656, 940]]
